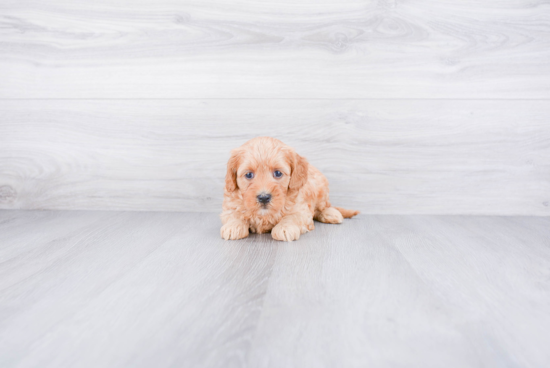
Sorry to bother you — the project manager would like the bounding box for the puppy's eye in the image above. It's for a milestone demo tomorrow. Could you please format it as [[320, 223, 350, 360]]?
[[273, 170, 283, 178], [245, 172, 254, 179]]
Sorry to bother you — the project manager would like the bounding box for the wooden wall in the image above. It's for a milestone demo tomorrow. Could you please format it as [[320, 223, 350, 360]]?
[[1, 0, 549, 215]]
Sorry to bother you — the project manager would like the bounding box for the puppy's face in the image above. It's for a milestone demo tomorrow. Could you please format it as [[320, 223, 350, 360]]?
[[225, 138, 308, 217]]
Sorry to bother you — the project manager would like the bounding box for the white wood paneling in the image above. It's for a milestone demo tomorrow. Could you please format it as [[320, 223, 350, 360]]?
[[1, 0, 549, 214], [1, 211, 550, 367], [1, 0, 549, 98], [1, 99, 548, 215]]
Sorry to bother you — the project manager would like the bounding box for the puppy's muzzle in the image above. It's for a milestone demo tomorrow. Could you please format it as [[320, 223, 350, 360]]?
[[257, 193, 272, 205]]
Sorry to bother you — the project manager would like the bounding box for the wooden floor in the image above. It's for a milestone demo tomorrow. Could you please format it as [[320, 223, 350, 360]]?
[[1, 211, 549, 367]]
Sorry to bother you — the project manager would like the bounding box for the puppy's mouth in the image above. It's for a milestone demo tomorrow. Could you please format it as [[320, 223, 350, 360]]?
[[258, 203, 271, 215]]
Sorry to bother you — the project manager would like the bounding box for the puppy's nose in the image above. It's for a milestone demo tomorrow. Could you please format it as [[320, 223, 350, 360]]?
[[257, 193, 272, 204]]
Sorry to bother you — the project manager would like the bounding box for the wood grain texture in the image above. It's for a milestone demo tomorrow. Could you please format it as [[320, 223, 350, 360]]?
[[1, 211, 549, 367], [1, 99, 549, 215], [1, 0, 549, 98]]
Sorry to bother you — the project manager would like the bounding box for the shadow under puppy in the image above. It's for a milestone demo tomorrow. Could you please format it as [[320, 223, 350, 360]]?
[[221, 137, 359, 241]]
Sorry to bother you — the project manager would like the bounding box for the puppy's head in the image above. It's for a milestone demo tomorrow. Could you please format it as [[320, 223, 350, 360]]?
[[225, 137, 308, 216]]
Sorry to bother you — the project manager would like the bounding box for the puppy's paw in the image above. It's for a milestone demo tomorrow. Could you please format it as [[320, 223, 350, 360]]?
[[316, 207, 343, 224], [221, 222, 249, 240], [271, 223, 301, 242]]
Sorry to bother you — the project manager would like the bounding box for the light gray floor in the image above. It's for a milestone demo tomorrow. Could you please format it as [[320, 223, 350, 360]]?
[[1, 211, 549, 368]]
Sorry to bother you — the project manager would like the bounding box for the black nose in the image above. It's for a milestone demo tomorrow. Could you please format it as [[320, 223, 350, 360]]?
[[257, 193, 272, 204]]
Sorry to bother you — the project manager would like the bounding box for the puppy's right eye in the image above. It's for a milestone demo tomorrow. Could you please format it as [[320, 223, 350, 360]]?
[[245, 172, 254, 179]]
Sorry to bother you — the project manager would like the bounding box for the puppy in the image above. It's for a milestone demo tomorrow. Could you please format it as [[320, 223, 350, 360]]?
[[220, 137, 359, 241]]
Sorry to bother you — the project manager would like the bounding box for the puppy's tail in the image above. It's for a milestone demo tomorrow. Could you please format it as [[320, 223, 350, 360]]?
[[334, 207, 360, 219]]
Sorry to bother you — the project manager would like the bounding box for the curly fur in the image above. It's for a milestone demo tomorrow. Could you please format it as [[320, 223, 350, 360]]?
[[220, 137, 359, 241]]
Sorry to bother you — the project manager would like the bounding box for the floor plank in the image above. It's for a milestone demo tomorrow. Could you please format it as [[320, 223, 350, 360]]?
[[0, 211, 549, 367]]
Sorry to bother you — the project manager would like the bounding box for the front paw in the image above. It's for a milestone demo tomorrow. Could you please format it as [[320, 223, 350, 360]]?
[[221, 222, 249, 240], [271, 223, 301, 242]]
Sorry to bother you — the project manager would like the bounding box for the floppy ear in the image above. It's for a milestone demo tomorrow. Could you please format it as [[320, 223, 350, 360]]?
[[224, 149, 242, 192], [289, 153, 309, 192]]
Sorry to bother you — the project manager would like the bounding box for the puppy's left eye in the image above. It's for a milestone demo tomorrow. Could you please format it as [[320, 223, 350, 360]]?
[[273, 170, 283, 178]]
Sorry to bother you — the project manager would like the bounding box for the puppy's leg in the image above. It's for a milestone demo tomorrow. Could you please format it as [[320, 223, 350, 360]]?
[[314, 207, 344, 224], [272, 212, 312, 242], [220, 217, 249, 240]]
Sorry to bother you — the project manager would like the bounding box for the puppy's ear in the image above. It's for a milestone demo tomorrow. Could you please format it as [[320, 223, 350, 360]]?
[[289, 153, 308, 192], [225, 149, 242, 192]]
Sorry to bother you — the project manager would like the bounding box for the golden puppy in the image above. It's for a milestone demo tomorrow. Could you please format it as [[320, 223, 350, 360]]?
[[221, 137, 359, 241]]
